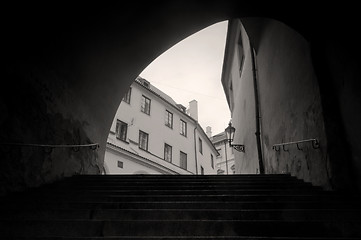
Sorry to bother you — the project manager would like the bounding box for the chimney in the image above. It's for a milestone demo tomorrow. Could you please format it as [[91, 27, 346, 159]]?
[[206, 126, 212, 138], [188, 100, 198, 121]]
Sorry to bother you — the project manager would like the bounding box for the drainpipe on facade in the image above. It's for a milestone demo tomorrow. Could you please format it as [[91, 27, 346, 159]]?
[[224, 140, 229, 175], [250, 44, 265, 174], [194, 125, 199, 175]]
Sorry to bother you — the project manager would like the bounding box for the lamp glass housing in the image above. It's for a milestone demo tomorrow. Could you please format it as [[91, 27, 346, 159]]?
[[225, 123, 235, 144]]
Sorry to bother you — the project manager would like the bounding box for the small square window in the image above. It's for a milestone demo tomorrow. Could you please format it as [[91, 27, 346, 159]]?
[[117, 161, 123, 168]]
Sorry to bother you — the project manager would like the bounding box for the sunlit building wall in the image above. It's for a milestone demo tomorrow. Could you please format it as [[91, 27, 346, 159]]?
[[104, 77, 218, 175], [211, 131, 235, 174]]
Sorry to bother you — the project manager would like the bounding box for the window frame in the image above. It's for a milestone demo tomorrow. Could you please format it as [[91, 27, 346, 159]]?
[[165, 110, 173, 129], [198, 138, 203, 154], [139, 130, 149, 151], [180, 119, 187, 137], [180, 151, 187, 170], [115, 120, 128, 142], [122, 87, 132, 104], [117, 161, 124, 169], [164, 143, 172, 163], [141, 95, 151, 115], [238, 33, 245, 74], [216, 148, 222, 158]]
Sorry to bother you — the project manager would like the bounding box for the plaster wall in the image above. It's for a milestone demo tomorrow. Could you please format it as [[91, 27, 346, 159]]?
[[107, 81, 216, 175], [104, 149, 163, 175], [213, 138, 235, 174], [254, 20, 329, 188], [196, 131, 217, 174], [230, 22, 259, 174], [109, 82, 198, 173]]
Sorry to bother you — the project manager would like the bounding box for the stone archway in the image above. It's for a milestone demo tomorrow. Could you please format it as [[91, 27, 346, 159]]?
[[1, 2, 360, 193]]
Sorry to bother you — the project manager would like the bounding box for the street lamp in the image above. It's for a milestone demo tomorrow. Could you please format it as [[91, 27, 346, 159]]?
[[225, 122, 245, 152]]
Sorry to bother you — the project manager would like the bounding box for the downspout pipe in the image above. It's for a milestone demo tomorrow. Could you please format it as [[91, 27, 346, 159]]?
[[194, 125, 199, 175], [250, 44, 265, 174], [224, 140, 229, 175]]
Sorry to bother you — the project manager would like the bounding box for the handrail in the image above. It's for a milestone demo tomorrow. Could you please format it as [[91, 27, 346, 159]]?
[[1, 142, 99, 153], [272, 138, 320, 152]]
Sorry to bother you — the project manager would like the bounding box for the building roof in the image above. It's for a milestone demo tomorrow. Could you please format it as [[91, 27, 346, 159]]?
[[211, 131, 227, 144]]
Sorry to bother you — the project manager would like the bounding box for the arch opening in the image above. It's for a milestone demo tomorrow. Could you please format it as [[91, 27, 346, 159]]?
[[2, 2, 361, 193]]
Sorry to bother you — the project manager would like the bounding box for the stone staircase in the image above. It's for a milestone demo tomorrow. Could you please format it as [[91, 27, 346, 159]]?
[[0, 174, 361, 239]]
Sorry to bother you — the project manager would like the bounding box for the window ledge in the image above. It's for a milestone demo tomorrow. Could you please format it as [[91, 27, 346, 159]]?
[[116, 137, 130, 144]]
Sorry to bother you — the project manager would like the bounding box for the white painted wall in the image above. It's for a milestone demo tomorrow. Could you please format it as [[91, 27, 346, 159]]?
[[104, 149, 162, 174], [212, 133, 235, 174], [105, 79, 217, 175]]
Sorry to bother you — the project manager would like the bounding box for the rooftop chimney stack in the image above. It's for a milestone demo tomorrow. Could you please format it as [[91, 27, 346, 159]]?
[[188, 100, 198, 121], [206, 126, 212, 138]]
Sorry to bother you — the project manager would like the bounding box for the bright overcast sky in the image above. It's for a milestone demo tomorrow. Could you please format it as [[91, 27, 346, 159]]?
[[140, 20, 230, 136]]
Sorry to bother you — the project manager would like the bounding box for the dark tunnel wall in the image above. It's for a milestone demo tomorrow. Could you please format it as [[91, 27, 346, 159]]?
[[1, 1, 360, 193]]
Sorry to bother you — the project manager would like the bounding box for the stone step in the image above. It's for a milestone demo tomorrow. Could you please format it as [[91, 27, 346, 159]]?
[[52, 182, 317, 189], [1, 208, 361, 221], [71, 174, 293, 179], [1, 174, 360, 239], [6, 237, 361, 240], [1, 220, 360, 238], [22, 189, 328, 196], [4, 193, 356, 203], [2, 200, 360, 210], [63, 178, 305, 184]]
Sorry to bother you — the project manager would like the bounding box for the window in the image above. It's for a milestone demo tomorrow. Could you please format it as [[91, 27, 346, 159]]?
[[238, 33, 245, 73], [180, 151, 187, 170], [165, 110, 173, 129], [198, 138, 203, 154], [115, 120, 128, 142], [216, 148, 222, 158], [164, 143, 172, 162], [122, 88, 131, 104], [211, 154, 214, 169], [180, 120, 187, 137], [139, 130, 149, 151], [117, 161, 123, 168], [141, 95, 151, 115], [201, 166, 204, 175]]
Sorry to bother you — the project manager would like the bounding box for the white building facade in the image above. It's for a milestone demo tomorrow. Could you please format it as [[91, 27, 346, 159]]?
[[104, 77, 218, 175], [211, 131, 235, 175]]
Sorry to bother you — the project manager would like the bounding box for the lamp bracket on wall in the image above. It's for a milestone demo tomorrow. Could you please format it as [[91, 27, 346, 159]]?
[[231, 144, 245, 152], [225, 122, 245, 153]]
